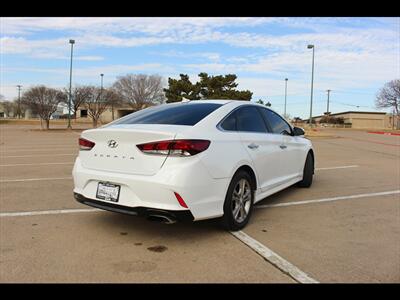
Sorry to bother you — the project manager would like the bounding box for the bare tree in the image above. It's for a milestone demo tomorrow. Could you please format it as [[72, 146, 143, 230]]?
[[85, 86, 119, 127], [21, 86, 66, 129], [1, 100, 16, 117], [109, 87, 123, 121], [376, 79, 400, 129], [13, 98, 29, 118], [113, 74, 165, 111], [64, 86, 93, 119]]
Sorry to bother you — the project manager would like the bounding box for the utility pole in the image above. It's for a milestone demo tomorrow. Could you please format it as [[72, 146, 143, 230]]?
[[396, 98, 400, 130], [393, 107, 395, 129], [284, 78, 288, 119], [307, 44, 315, 126], [100, 73, 104, 104], [16, 85, 22, 119], [67, 39, 75, 129], [326, 89, 331, 114]]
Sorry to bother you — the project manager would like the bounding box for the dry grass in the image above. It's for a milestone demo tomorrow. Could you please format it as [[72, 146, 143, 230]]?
[[0, 118, 93, 125]]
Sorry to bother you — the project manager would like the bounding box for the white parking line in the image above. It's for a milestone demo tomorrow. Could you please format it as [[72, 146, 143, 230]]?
[[0, 147, 77, 153], [0, 177, 72, 183], [230, 230, 318, 283], [316, 165, 359, 171], [0, 208, 101, 217], [1, 154, 76, 158], [0, 162, 74, 167], [0, 144, 76, 149], [256, 190, 400, 209]]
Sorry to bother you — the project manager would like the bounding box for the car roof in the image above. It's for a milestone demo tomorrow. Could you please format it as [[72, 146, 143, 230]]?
[[166, 99, 281, 115], [186, 99, 233, 105], [177, 99, 280, 112]]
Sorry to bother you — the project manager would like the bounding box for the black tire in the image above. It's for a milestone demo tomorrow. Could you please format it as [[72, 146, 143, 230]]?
[[297, 152, 314, 188], [221, 170, 255, 231]]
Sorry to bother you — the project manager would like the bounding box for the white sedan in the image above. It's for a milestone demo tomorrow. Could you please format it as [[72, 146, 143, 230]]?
[[73, 100, 314, 230]]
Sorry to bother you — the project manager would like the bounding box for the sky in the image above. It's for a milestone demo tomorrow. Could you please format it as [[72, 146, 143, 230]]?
[[1, 17, 399, 118]]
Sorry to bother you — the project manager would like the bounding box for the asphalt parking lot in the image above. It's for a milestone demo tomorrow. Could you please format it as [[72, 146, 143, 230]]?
[[0, 124, 399, 283]]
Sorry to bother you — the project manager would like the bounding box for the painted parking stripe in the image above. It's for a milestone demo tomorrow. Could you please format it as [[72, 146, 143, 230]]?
[[0, 177, 72, 183], [1, 154, 76, 158], [0, 208, 101, 218], [256, 190, 400, 209], [0, 144, 76, 149], [0, 147, 77, 153], [315, 165, 359, 171], [230, 230, 318, 283], [0, 162, 74, 167]]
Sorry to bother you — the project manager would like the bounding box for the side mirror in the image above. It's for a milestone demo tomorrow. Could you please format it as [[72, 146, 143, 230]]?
[[293, 127, 305, 136]]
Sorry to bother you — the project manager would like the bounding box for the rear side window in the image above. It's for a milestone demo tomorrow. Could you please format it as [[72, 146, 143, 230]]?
[[111, 103, 222, 126], [220, 111, 237, 131], [236, 106, 267, 133], [259, 108, 292, 135]]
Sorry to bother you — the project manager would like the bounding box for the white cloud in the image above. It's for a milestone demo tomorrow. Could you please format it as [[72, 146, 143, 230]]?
[[1, 17, 399, 106], [0, 17, 280, 36]]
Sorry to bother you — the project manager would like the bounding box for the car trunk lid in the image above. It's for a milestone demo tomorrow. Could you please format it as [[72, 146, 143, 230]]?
[[79, 124, 191, 176]]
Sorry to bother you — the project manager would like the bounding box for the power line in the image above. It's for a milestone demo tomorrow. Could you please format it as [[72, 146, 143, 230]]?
[[330, 100, 375, 109], [318, 89, 377, 96]]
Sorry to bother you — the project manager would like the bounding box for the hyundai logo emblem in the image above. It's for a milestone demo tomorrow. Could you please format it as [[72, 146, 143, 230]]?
[[107, 140, 118, 148]]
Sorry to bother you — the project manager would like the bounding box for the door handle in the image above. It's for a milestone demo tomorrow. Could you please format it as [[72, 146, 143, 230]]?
[[279, 145, 287, 149], [248, 143, 259, 149]]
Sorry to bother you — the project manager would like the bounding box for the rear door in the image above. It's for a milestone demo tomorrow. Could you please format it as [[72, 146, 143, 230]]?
[[234, 106, 286, 191], [258, 108, 304, 179]]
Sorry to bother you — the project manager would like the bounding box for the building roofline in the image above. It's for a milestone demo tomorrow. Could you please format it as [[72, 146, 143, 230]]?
[[310, 111, 387, 119]]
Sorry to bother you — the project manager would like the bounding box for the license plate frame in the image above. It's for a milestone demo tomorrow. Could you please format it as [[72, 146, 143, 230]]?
[[96, 182, 121, 202]]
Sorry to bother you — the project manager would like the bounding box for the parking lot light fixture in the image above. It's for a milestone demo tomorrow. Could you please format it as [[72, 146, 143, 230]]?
[[16, 85, 22, 119], [284, 78, 288, 119], [100, 73, 104, 104], [68, 39, 75, 129], [307, 44, 315, 126]]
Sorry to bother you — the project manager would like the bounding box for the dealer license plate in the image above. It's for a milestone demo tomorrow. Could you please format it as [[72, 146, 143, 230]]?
[[96, 182, 120, 202]]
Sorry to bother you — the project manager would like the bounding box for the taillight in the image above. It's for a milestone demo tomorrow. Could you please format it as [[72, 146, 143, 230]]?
[[79, 138, 95, 151], [137, 139, 210, 156]]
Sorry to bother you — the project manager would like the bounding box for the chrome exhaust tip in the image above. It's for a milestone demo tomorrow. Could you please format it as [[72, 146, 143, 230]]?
[[147, 214, 176, 225]]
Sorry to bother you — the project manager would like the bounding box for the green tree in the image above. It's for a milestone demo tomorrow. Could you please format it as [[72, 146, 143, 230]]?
[[256, 99, 264, 105], [164, 73, 252, 102], [164, 74, 201, 103], [256, 99, 271, 107]]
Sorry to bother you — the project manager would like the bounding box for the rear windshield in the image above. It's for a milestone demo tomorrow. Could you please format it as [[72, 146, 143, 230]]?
[[111, 102, 223, 126]]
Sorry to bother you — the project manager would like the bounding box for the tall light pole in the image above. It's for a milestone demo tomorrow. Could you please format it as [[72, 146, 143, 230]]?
[[284, 78, 288, 118], [16, 85, 22, 119], [67, 39, 75, 129], [326, 89, 331, 114], [393, 107, 396, 129], [100, 73, 104, 93], [307, 44, 315, 126], [100, 73, 104, 113]]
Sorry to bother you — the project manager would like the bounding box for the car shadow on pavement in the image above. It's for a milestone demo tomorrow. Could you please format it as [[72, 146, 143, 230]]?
[[91, 211, 225, 242]]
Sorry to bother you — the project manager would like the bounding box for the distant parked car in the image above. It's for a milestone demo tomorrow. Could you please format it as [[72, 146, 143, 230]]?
[[73, 100, 314, 230]]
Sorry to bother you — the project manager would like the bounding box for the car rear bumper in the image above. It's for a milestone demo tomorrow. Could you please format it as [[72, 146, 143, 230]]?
[[72, 156, 230, 220], [74, 193, 194, 222]]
